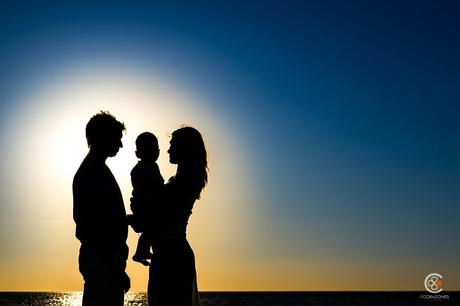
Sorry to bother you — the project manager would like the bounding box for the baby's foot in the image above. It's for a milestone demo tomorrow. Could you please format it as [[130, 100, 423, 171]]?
[[132, 254, 150, 266]]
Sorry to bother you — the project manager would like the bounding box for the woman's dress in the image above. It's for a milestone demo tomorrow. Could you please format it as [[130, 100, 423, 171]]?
[[148, 169, 201, 306]]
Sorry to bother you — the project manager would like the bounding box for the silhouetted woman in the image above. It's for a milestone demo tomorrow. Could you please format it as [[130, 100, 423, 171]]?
[[148, 126, 208, 306]]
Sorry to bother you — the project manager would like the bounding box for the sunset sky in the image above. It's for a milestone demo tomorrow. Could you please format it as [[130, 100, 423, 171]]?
[[0, 1, 459, 292]]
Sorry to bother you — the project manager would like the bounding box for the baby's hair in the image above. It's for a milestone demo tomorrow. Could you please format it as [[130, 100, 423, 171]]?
[[136, 132, 158, 150]]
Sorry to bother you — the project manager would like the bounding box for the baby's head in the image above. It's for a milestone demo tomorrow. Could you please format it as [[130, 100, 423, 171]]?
[[135, 132, 159, 162]]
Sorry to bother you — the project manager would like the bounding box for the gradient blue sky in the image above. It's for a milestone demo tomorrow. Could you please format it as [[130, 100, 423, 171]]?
[[1, 1, 459, 291]]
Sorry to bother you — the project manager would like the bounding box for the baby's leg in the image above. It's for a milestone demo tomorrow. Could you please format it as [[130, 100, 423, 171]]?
[[132, 234, 152, 266]]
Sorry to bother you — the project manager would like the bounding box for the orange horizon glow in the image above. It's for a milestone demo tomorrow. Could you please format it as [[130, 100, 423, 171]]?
[[1, 65, 459, 292], [0, 65, 259, 292]]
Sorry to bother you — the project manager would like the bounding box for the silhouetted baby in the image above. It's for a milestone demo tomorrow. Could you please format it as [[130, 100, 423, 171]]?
[[128, 132, 164, 266]]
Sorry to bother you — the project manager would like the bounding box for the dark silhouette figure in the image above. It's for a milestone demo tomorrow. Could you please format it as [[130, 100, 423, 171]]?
[[72, 111, 130, 306], [148, 126, 208, 306], [128, 132, 164, 266]]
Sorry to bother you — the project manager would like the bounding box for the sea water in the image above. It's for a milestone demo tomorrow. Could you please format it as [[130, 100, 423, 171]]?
[[0, 291, 457, 305]]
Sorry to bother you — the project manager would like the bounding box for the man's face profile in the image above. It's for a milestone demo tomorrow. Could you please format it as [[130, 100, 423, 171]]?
[[91, 130, 123, 158], [106, 131, 123, 157]]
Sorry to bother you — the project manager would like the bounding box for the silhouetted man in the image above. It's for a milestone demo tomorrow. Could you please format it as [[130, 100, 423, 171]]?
[[73, 111, 130, 306]]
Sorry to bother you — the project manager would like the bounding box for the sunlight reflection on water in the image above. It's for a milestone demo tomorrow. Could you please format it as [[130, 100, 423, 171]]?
[[0, 292, 147, 306], [59, 293, 82, 306], [0, 291, 438, 306], [58, 292, 147, 306]]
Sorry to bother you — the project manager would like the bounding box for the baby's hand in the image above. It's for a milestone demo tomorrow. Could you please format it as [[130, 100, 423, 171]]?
[[127, 214, 134, 224], [127, 214, 143, 233]]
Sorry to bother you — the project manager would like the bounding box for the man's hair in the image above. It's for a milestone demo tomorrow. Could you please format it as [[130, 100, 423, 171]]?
[[85, 111, 126, 147]]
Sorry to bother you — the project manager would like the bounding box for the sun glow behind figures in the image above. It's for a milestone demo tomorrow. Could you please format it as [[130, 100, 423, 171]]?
[[1, 1, 460, 293], [1, 62, 253, 291]]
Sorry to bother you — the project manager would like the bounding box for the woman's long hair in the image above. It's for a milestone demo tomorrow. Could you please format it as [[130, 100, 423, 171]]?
[[172, 126, 208, 198]]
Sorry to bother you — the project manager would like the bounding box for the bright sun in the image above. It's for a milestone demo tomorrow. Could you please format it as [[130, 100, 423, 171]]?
[[4, 63, 254, 291], [14, 64, 223, 184]]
